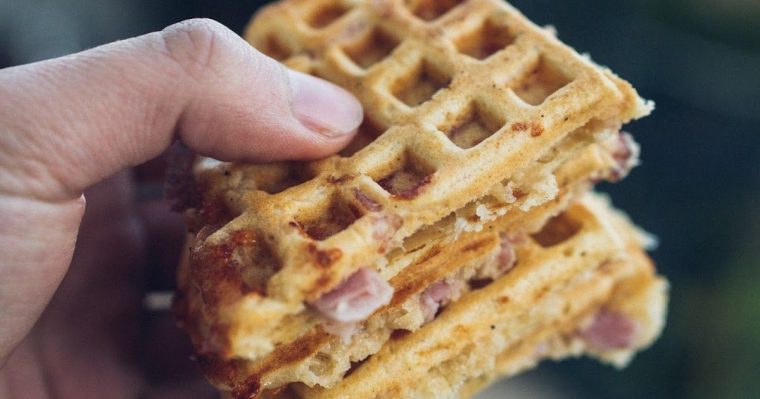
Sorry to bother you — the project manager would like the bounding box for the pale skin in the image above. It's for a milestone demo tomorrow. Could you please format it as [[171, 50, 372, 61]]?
[[0, 19, 362, 398]]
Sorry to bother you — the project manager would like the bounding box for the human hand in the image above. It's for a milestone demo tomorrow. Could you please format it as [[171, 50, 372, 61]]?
[[0, 19, 362, 398]]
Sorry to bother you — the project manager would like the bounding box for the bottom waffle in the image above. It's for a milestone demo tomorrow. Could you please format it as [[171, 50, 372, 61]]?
[[176, 127, 636, 397], [216, 194, 667, 399], [459, 248, 665, 399], [183, 130, 629, 395]]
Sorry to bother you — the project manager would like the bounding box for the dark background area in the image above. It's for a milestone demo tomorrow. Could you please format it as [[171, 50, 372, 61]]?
[[2, 0, 759, 398]]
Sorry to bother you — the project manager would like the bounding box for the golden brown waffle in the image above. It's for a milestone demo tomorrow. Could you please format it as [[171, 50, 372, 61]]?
[[190, 182, 599, 394], [172, 0, 658, 397], [176, 129, 633, 395], [213, 194, 667, 398], [459, 250, 666, 399], [189, 0, 651, 305]]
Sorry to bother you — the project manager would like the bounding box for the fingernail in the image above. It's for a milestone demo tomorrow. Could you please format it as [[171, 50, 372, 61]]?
[[288, 70, 363, 137]]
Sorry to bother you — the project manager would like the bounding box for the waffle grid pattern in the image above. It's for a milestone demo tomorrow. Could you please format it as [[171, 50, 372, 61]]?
[[200, 0, 633, 304]]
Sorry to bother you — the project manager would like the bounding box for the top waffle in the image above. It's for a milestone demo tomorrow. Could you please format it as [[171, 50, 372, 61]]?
[[192, 0, 650, 305], [176, 1, 654, 373]]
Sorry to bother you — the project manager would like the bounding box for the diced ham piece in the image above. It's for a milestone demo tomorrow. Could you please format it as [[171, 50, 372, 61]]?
[[606, 131, 640, 182], [420, 281, 451, 323], [498, 235, 517, 273], [311, 268, 393, 323], [321, 321, 360, 345], [354, 188, 383, 212], [372, 214, 402, 254], [371, 214, 402, 242], [419, 280, 466, 323], [579, 308, 639, 351]]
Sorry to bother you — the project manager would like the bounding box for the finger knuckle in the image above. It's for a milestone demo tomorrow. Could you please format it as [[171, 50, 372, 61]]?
[[160, 18, 232, 80]]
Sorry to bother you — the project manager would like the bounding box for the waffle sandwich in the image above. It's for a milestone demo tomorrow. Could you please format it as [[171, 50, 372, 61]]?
[[280, 194, 667, 399], [169, 0, 667, 398]]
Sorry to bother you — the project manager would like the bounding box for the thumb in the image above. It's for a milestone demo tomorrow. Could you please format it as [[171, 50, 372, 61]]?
[[0, 18, 362, 363], [0, 18, 362, 203]]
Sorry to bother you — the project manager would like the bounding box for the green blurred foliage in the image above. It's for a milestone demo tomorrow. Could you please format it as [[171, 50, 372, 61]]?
[[678, 198, 760, 398], [635, 0, 760, 50]]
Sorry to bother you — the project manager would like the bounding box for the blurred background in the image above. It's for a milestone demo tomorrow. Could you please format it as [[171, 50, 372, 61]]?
[[1, 0, 758, 398]]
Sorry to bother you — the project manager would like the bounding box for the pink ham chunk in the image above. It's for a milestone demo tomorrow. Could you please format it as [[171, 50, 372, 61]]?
[[310, 268, 393, 323], [321, 321, 360, 345], [579, 308, 639, 351], [498, 234, 518, 272], [419, 280, 466, 323], [607, 131, 640, 181], [420, 281, 451, 323]]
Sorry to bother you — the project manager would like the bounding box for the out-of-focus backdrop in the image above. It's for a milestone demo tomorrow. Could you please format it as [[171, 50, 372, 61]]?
[[2, 0, 758, 398]]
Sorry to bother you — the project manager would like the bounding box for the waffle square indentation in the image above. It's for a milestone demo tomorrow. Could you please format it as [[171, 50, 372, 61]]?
[[406, 0, 466, 22], [261, 35, 292, 61], [342, 27, 400, 69], [295, 196, 364, 241], [439, 101, 504, 149], [512, 56, 574, 105], [306, 2, 350, 29], [454, 18, 516, 60], [376, 151, 436, 199], [390, 58, 451, 107], [531, 211, 582, 247]]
